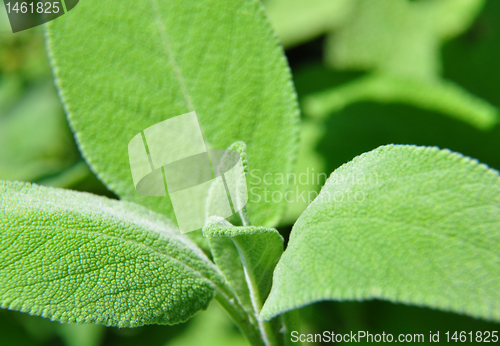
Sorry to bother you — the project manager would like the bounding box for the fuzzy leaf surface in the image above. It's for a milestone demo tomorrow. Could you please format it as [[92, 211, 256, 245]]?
[[261, 145, 500, 322], [0, 181, 222, 327], [45, 0, 299, 229], [204, 217, 284, 316]]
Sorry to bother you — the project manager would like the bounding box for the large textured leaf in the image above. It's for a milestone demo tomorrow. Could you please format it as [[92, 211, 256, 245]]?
[[45, 0, 299, 229], [261, 145, 500, 322], [0, 181, 222, 327]]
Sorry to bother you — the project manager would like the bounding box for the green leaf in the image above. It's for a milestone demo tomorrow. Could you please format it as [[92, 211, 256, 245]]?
[[203, 216, 286, 345], [263, 0, 353, 47], [304, 73, 498, 130], [318, 0, 497, 129], [167, 302, 249, 346], [206, 141, 250, 227], [434, 0, 487, 40], [0, 82, 79, 182], [325, 0, 486, 78], [264, 0, 486, 49], [35, 161, 94, 189], [205, 223, 252, 314], [203, 217, 283, 316], [279, 119, 325, 226], [265, 0, 497, 129], [56, 323, 105, 346], [0, 180, 223, 327], [0, 76, 23, 114], [45, 0, 300, 229], [261, 145, 500, 322], [0, 310, 44, 346]]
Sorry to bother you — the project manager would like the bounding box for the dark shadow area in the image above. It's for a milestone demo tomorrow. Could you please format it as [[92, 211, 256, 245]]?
[[285, 35, 325, 69], [316, 102, 500, 175], [301, 299, 500, 344]]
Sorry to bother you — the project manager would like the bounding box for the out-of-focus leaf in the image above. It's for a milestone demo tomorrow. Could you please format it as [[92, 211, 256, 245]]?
[[280, 119, 325, 226], [290, 63, 500, 175], [10, 311, 58, 343], [46, 0, 300, 230], [301, 299, 500, 346], [263, 0, 353, 47], [304, 73, 497, 129], [0, 28, 50, 79], [0, 310, 44, 346], [442, 0, 500, 109], [166, 302, 248, 346], [0, 75, 23, 114], [1, 309, 106, 346], [0, 82, 79, 182], [57, 323, 105, 346], [36, 160, 92, 188], [326, 0, 486, 76], [36, 160, 119, 198], [262, 145, 500, 322], [434, 0, 486, 39], [0, 180, 223, 327], [304, 0, 498, 130], [327, 0, 439, 78], [263, 0, 485, 49]]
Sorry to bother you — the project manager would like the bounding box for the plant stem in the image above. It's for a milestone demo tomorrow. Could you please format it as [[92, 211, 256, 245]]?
[[231, 241, 281, 346], [239, 205, 251, 226], [280, 310, 301, 346], [208, 203, 283, 345], [215, 281, 266, 346], [217, 282, 300, 346]]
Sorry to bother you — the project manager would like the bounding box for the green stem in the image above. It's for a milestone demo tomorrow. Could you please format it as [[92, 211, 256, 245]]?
[[257, 317, 280, 346], [215, 281, 265, 346], [207, 205, 283, 345], [239, 205, 251, 226], [280, 310, 301, 346], [231, 243, 281, 346]]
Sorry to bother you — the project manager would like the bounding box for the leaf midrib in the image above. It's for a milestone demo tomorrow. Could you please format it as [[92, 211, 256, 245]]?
[[148, 0, 194, 112]]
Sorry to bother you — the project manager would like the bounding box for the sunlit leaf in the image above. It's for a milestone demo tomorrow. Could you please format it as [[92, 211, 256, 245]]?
[[262, 145, 500, 322], [0, 181, 222, 327], [45, 0, 300, 229]]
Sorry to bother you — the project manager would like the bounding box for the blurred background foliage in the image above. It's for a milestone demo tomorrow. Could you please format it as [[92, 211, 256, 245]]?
[[1, 0, 499, 344]]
